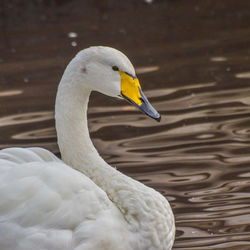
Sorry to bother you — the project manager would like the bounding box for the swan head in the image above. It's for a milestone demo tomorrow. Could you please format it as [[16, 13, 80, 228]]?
[[70, 46, 161, 122]]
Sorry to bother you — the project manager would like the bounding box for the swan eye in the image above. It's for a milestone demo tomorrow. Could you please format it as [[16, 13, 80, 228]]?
[[112, 66, 119, 71]]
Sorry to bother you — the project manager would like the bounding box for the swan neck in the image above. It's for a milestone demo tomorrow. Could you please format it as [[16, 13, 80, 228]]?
[[55, 78, 105, 177]]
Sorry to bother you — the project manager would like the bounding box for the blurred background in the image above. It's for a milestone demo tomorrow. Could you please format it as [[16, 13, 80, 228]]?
[[1, 0, 250, 249]]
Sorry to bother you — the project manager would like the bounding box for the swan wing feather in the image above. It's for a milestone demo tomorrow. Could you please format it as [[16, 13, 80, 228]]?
[[0, 148, 129, 250]]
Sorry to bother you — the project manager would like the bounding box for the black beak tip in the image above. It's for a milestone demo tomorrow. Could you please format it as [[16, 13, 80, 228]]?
[[153, 114, 161, 122]]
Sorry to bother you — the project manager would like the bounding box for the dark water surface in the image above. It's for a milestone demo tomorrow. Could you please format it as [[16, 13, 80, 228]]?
[[1, 0, 250, 249]]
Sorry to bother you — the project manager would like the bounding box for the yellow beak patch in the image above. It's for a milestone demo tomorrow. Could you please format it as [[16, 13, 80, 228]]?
[[119, 71, 142, 106]]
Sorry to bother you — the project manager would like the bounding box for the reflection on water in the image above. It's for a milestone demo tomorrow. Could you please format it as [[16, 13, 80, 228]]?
[[136, 66, 160, 74], [1, 0, 250, 249], [0, 111, 53, 127], [235, 72, 250, 79], [210, 57, 228, 62], [0, 90, 23, 97]]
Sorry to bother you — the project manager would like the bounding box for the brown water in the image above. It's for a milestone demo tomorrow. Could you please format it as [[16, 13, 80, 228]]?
[[1, 0, 250, 249]]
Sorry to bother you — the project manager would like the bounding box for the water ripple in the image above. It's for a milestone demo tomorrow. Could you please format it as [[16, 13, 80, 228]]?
[[1, 6, 250, 248]]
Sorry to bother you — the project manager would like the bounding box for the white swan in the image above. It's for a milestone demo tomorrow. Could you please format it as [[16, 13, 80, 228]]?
[[0, 46, 175, 250]]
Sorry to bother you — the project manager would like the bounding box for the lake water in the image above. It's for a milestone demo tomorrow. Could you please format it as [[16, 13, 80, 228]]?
[[1, 1, 250, 249]]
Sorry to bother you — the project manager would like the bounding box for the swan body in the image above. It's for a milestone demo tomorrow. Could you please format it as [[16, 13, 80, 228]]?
[[0, 46, 175, 250]]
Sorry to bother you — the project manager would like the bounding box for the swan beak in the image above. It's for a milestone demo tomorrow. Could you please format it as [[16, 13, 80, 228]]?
[[119, 71, 161, 122]]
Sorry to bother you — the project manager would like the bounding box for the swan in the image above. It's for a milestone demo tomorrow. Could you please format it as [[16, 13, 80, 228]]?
[[0, 46, 175, 250]]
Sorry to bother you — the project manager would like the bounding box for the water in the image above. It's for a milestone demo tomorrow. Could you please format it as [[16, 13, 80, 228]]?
[[1, 1, 250, 249]]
